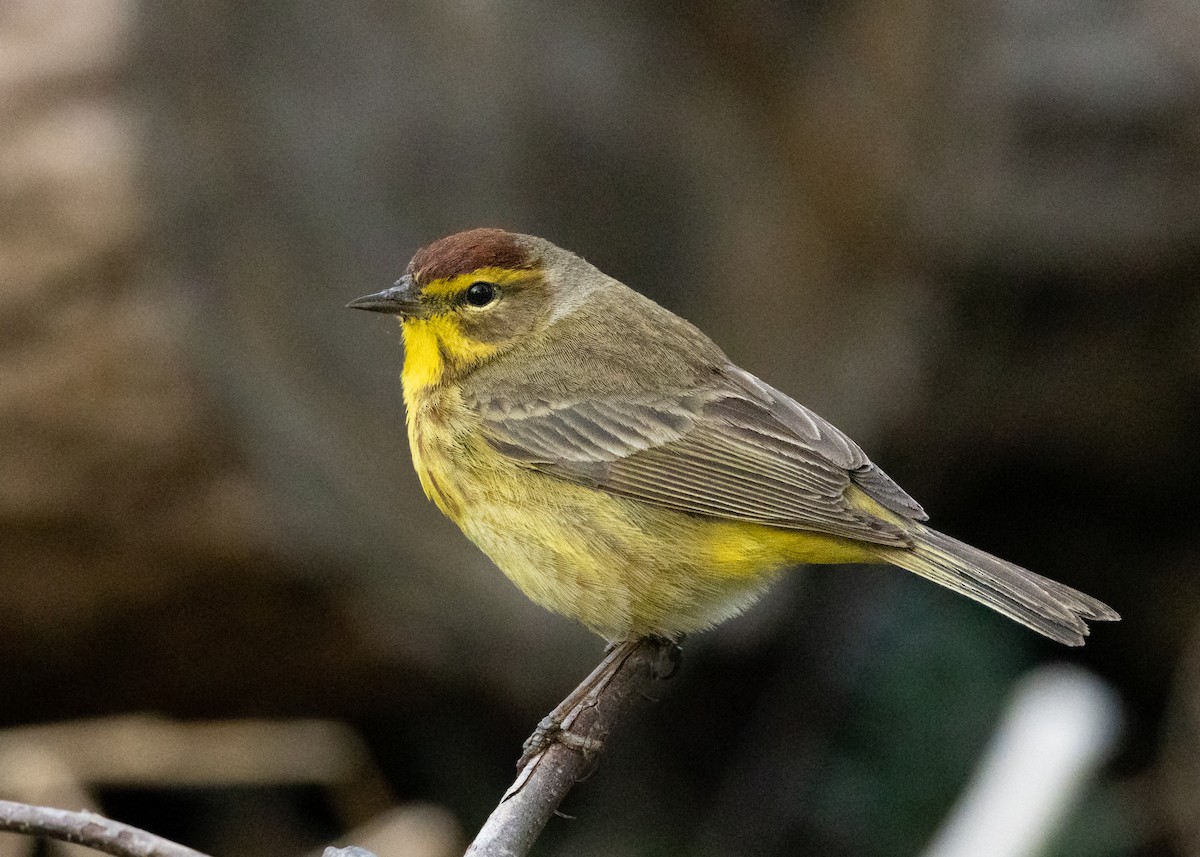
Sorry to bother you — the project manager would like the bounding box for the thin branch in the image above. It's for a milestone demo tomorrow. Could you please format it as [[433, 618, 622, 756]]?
[[465, 637, 681, 857], [0, 641, 679, 857], [0, 801, 210, 857]]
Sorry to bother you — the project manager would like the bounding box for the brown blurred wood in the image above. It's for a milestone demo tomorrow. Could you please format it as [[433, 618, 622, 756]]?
[[314, 805, 461, 857], [465, 638, 680, 857], [0, 801, 209, 857], [0, 717, 376, 788]]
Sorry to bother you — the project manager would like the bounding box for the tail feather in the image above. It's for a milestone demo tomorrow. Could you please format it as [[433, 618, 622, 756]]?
[[879, 528, 1119, 646]]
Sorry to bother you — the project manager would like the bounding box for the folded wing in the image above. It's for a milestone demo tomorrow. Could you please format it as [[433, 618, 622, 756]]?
[[471, 365, 926, 548]]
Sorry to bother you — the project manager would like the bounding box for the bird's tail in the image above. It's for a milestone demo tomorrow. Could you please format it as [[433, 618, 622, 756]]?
[[876, 527, 1119, 646]]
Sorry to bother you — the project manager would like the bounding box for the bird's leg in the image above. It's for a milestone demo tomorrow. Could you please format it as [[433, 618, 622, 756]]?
[[519, 640, 636, 766], [518, 637, 679, 768]]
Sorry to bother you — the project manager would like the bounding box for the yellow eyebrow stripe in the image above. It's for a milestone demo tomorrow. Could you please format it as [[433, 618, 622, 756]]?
[[419, 267, 535, 298]]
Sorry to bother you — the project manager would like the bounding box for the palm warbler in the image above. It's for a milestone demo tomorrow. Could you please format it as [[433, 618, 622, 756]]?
[[349, 228, 1117, 645]]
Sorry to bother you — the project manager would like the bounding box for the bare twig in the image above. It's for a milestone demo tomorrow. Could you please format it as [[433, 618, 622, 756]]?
[[0, 801, 210, 857], [465, 637, 681, 857], [0, 642, 678, 857]]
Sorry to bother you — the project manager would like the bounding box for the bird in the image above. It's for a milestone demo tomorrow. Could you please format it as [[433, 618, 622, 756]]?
[[348, 228, 1118, 646]]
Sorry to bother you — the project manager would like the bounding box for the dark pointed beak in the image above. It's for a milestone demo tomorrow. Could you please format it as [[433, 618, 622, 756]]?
[[346, 274, 419, 315]]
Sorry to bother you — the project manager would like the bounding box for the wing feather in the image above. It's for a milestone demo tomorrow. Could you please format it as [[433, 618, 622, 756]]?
[[471, 365, 926, 547]]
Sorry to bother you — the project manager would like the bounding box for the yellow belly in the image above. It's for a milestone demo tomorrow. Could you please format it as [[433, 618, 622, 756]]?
[[406, 389, 876, 639], [462, 480, 876, 639]]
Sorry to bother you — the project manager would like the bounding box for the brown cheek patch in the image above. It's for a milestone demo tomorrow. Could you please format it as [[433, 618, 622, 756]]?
[[408, 228, 534, 282], [463, 278, 548, 345]]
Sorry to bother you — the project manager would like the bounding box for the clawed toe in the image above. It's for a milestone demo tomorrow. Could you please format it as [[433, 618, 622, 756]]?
[[518, 716, 605, 768]]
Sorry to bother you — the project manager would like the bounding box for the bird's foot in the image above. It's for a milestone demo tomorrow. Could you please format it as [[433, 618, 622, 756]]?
[[516, 639, 640, 768], [647, 635, 683, 680], [516, 637, 681, 769], [518, 715, 605, 768]]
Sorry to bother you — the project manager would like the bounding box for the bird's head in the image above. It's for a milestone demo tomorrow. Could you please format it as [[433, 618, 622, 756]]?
[[349, 228, 594, 388]]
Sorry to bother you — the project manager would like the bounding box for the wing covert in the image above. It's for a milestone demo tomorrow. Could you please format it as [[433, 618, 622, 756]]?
[[470, 366, 924, 547]]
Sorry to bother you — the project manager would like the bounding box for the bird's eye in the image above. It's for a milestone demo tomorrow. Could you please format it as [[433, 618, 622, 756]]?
[[465, 281, 497, 307]]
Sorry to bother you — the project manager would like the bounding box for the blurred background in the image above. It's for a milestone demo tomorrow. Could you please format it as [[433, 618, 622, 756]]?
[[2, 0, 1199, 854]]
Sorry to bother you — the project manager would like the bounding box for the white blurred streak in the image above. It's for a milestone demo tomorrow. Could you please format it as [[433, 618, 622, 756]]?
[[923, 665, 1122, 857]]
